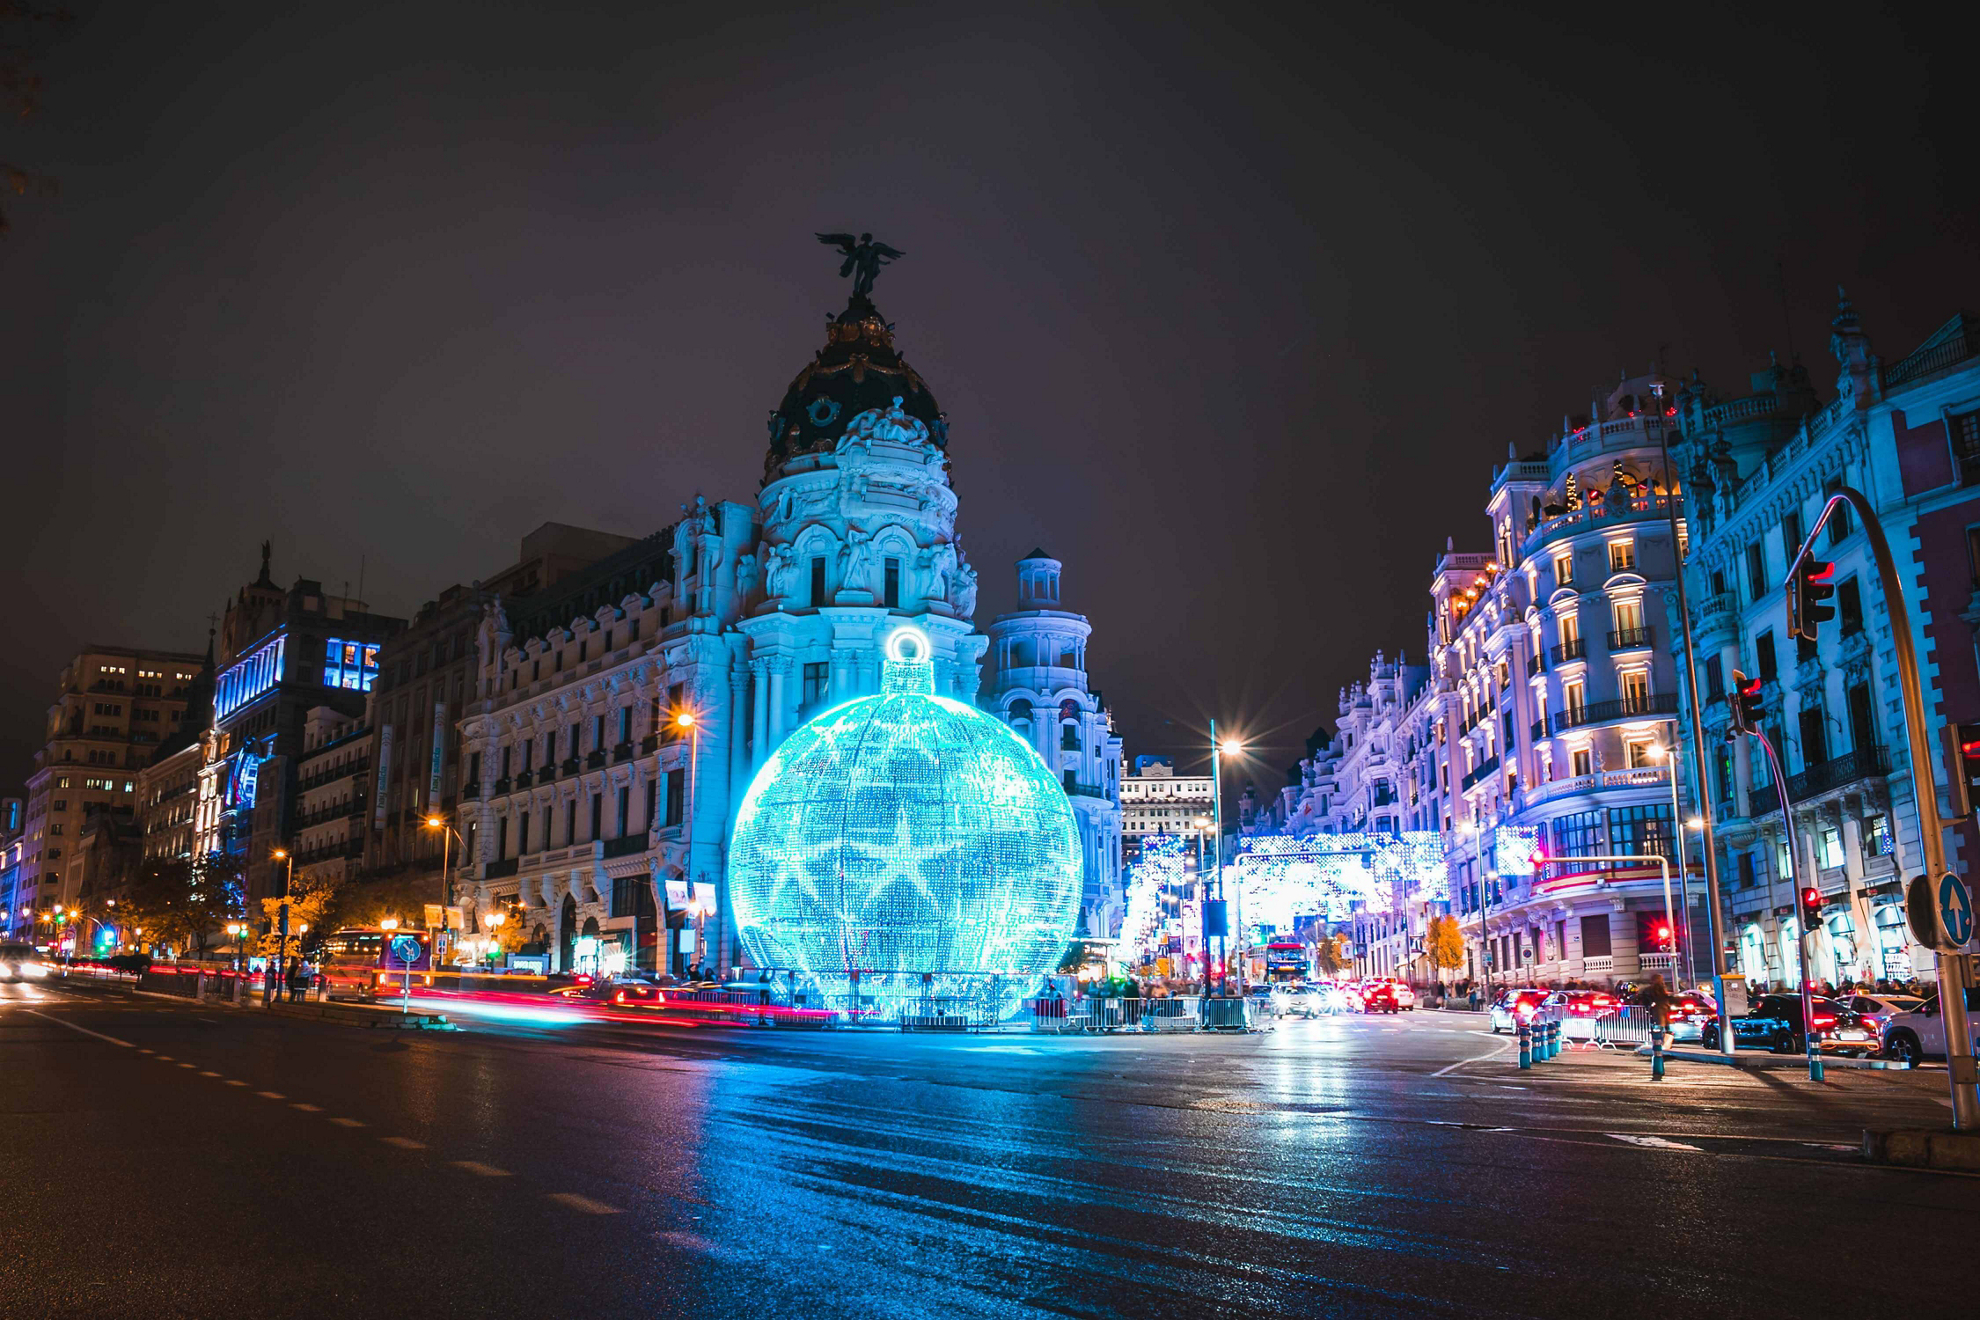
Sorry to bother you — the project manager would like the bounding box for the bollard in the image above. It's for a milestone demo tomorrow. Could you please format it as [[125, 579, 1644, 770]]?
[[1517, 1022, 1532, 1069], [1651, 1031, 1665, 1081], [1807, 1036, 1824, 1083], [1548, 1018, 1561, 1059]]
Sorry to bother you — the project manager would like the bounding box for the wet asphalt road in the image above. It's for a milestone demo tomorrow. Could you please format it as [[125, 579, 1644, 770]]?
[[3, 977, 1976, 1319]]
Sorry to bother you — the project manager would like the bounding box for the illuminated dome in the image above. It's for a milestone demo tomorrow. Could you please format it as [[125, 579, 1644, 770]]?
[[763, 294, 945, 481], [729, 626, 1081, 1019]]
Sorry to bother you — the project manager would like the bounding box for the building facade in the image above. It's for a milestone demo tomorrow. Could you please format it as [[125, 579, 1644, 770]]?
[[457, 286, 1114, 975], [20, 645, 204, 922], [1680, 295, 1980, 988], [195, 547, 405, 903], [987, 551, 1124, 936], [1120, 756, 1215, 864]]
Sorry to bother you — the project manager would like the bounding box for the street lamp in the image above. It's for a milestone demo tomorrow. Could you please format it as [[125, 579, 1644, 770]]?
[[485, 910, 507, 967], [270, 847, 296, 1002], [1206, 725, 1241, 1000], [673, 705, 701, 979], [424, 814, 466, 964]]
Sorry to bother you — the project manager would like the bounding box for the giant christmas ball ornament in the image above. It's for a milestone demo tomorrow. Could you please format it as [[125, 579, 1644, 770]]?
[[729, 626, 1081, 1018]]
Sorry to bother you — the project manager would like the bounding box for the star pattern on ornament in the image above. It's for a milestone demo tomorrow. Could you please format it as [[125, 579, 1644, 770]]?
[[845, 802, 963, 915]]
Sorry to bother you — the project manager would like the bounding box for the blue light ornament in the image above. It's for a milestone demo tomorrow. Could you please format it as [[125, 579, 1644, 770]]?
[[728, 626, 1081, 1020]]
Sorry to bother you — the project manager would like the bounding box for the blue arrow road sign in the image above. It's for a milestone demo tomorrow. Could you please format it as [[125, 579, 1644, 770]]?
[[1940, 873, 1974, 947]]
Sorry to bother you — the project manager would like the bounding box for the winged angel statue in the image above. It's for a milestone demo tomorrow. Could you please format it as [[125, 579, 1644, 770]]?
[[816, 231, 904, 297]]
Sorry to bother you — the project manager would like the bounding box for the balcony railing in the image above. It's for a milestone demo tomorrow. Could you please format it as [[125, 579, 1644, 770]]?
[[1530, 720, 1546, 742], [1788, 744, 1890, 802], [561, 757, 580, 775], [1747, 782, 1781, 816], [484, 858, 519, 879], [514, 770, 533, 789], [1066, 782, 1111, 799], [1549, 638, 1586, 664], [493, 776, 512, 794], [612, 741, 633, 762], [585, 750, 605, 769], [462, 781, 481, 800], [597, 835, 648, 859], [1549, 692, 1678, 731], [1607, 626, 1655, 651], [1460, 755, 1500, 791]]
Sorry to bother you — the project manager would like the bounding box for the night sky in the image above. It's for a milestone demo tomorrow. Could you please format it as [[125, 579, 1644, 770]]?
[[5, 2, 1977, 801]]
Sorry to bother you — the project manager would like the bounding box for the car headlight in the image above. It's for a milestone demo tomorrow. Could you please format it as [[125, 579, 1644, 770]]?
[[23, 961, 46, 977]]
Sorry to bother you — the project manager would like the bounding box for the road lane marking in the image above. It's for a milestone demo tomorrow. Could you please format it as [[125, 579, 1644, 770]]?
[[22, 1009, 134, 1048], [137, 1048, 153, 1054], [1606, 1133, 1704, 1152], [546, 1193, 621, 1215], [224, 1080, 247, 1087], [198, 1070, 222, 1077], [329, 1117, 365, 1128], [256, 1091, 286, 1100], [290, 1103, 324, 1112], [379, 1137, 426, 1150], [177, 1062, 197, 1069], [451, 1161, 512, 1177], [1435, 1038, 1512, 1076]]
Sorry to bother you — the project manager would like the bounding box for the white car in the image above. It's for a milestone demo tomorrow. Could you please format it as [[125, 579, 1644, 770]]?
[[1839, 993, 1925, 1044], [1, 942, 49, 982], [1880, 988, 1980, 1068], [1273, 985, 1318, 1018]]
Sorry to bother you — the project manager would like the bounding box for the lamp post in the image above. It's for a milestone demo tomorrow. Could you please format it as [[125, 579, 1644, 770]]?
[[269, 847, 295, 1006], [673, 706, 701, 979], [424, 815, 465, 965], [1650, 740, 1696, 984], [1205, 725, 1241, 998]]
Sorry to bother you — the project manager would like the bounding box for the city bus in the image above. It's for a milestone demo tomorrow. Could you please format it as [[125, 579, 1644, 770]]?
[[318, 927, 432, 999]]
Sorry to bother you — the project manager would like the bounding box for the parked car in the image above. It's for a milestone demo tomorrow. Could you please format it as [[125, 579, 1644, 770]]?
[[1838, 993, 1926, 1044], [1879, 987, 1980, 1068], [1489, 988, 1550, 1033], [1699, 993, 1876, 1056]]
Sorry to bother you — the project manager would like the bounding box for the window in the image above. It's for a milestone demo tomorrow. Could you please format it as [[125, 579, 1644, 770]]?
[[501, 746, 512, 778], [1746, 541, 1767, 600], [1825, 478, 1853, 542], [1551, 809, 1603, 859], [665, 769, 686, 827], [1704, 655, 1725, 702], [1847, 681, 1876, 752], [801, 661, 829, 709], [1736, 851, 1756, 889], [1610, 802, 1675, 859], [810, 556, 827, 606], [618, 786, 630, 836], [883, 557, 900, 609], [1620, 670, 1650, 706], [1955, 411, 1980, 484], [592, 714, 604, 750], [517, 813, 529, 854], [1559, 613, 1579, 646], [1554, 553, 1573, 586], [1863, 813, 1894, 857], [1781, 510, 1802, 566], [1608, 539, 1635, 573], [1799, 701, 1828, 768], [1563, 678, 1585, 713], [1838, 578, 1863, 635], [565, 799, 577, 846], [1571, 747, 1592, 776], [1625, 740, 1655, 768], [618, 707, 632, 745], [590, 793, 601, 840], [1755, 631, 1777, 682], [468, 752, 480, 783]]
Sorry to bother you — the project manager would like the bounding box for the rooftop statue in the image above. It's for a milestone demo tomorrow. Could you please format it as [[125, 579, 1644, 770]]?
[[816, 231, 904, 298]]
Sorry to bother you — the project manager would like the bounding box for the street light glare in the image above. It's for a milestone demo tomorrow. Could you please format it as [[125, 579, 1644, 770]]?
[[272, 848, 287, 859], [1686, 816, 1705, 830], [675, 710, 696, 728], [1219, 739, 1242, 757], [425, 816, 443, 828]]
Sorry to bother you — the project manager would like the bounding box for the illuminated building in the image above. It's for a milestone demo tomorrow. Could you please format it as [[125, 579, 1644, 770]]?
[[196, 543, 404, 902], [133, 640, 213, 873], [359, 522, 638, 921], [458, 285, 1005, 976], [987, 551, 1124, 936], [1678, 294, 1980, 988], [1120, 757, 1213, 862], [729, 626, 1081, 1019], [291, 706, 372, 891], [19, 643, 204, 922]]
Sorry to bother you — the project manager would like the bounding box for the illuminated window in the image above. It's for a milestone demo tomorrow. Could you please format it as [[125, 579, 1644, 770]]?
[[322, 637, 380, 693]]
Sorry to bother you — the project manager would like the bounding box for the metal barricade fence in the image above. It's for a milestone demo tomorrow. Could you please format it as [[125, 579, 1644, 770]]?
[[1140, 996, 1201, 1032], [1592, 1005, 1653, 1050]]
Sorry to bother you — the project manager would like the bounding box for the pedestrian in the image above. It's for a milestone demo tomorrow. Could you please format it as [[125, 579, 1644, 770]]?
[[287, 958, 309, 1003], [1640, 972, 1673, 1048]]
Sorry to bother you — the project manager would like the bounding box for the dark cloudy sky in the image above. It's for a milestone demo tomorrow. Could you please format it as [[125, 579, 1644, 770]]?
[[4, 1, 1976, 798]]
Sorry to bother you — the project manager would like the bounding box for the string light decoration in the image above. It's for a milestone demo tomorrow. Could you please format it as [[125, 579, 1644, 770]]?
[[1118, 834, 1190, 964], [1232, 832, 1449, 929], [729, 626, 1082, 1020]]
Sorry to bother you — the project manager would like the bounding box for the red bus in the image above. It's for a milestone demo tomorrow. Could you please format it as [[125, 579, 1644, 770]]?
[[318, 927, 432, 999]]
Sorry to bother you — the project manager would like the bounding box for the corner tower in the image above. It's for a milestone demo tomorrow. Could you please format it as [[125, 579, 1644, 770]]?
[[988, 551, 1125, 937]]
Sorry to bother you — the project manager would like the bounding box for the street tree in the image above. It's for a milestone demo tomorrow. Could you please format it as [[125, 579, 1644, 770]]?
[[1426, 915, 1466, 985], [260, 869, 341, 961]]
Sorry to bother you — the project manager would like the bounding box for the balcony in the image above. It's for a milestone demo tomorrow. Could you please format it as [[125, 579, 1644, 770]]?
[[561, 757, 580, 776], [1549, 692, 1678, 732], [640, 734, 659, 754], [1522, 492, 1678, 559], [1521, 764, 1669, 810], [1531, 720, 1546, 742], [1789, 745, 1890, 801], [493, 776, 512, 794], [462, 781, 481, 800], [1607, 625, 1655, 651], [1747, 783, 1781, 816], [1549, 638, 1586, 665], [484, 858, 519, 879], [1066, 782, 1111, 800], [612, 741, 633, 763], [585, 751, 605, 769], [1460, 755, 1500, 791], [597, 835, 649, 860], [514, 770, 533, 788]]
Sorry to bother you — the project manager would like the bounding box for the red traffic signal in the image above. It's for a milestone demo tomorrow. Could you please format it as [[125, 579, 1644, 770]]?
[[1799, 886, 1823, 914], [1727, 669, 1765, 736], [1944, 721, 1980, 820], [1651, 922, 1673, 950], [1788, 557, 1836, 642]]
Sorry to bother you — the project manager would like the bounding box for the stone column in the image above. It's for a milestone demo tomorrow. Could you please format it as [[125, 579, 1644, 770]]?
[[728, 666, 750, 805], [750, 660, 769, 770], [768, 660, 789, 748]]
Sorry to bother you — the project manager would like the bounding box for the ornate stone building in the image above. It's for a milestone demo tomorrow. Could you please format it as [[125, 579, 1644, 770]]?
[[986, 551, 1124, 936], [1678, 294, 1980, 987], [454, 286, 1088, 976]]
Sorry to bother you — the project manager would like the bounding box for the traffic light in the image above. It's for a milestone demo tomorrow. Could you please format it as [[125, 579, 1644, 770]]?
[[1651, 921, 1673, 951], [1944, 721, 1980, 820], [1799, 886, 1823, 916], [1787, 557, 1836, 642], [1727, 669, 1765, 736]]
